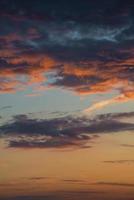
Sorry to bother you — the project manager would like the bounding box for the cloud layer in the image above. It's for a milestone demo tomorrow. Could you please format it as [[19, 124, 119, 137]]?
[[0, 112, 134, 149], [0, 0, 133, 101]]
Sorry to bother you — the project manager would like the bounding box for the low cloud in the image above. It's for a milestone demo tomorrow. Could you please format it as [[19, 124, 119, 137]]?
[[103, 160, 134, 164], [96, 182, 134, 187], [0, 106, 12, 111], [27, 177, 49, 180], [121, 144, 134, 148], [0, 111, 133, 149], [62, 179, 87, 184]]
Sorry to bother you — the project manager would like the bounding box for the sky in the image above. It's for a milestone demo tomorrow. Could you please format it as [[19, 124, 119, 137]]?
[[0, 0, 134, 199]]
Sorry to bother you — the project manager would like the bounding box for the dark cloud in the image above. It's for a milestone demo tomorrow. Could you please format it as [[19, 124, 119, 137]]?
[[0, 0, 132, 23], [0, 1, 133, 97], [0, 190, 133, 200], [0, 105, 12, 110], [103, 160, 134, 164], [96, 112, 134, 120], [96, 181, 134, 187], [27, 177, 49, 180], [0, 195, 56, 200], [0, 111, 133, 149], [8, 139, 83, 149], [62, 179, 87, 183]]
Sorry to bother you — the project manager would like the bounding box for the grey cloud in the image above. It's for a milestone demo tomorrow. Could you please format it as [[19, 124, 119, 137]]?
[[0, 111, 134, 149], [8, 138, 85, 149], [0, 15, 134, 95], [103, 160, 134, 164], [96, 112, 134, 120], [62, 179, 87, 183], [0, 105, 12, 111], [28, 177, 49, 180], [96, 181, 134, 187]]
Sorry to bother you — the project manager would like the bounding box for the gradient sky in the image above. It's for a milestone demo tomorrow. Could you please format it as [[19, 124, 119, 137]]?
[[0, 1, 134, 200]]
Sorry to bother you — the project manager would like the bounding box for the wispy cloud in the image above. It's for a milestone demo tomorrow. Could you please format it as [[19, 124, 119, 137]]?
[[62, 179, 87, 184], [103, 160, 134, 164], [0, 106, 12, 111], [27, 177, 49, 180], [83, 94, 134, 115], [96, 181, 134, 187]]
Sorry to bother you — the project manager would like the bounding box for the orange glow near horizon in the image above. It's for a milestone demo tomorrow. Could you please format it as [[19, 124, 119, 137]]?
[[0, 132, 134, 198]]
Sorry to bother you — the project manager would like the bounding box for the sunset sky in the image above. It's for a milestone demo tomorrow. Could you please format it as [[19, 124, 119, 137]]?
[[0, 1, 134, 200]]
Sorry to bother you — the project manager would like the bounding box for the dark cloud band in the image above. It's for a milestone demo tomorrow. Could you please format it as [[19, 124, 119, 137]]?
[[0, 112, 133, 149]]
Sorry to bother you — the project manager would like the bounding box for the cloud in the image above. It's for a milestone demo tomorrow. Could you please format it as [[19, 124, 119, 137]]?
[[0, 189, 131, 200], [0, 111, 133, 149], [83, 95, 134, 115], [0, 105, 12, 110], [0, 2, 133, 101], [0, 191, 105, 200], [0, 195, 55, 200], [103, 160, 134, 164], [96, 181, 134, 187], [27, 177, 49, 180], [8, 138, 87, 149], [83, 95, 122, 115], [62, 179, 87, 183]]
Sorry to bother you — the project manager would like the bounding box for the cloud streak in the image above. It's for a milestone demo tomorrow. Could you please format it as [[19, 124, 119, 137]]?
[[83, 93, 134, 115], [96, 182, 134, 187], [103, 160, 134, 164]]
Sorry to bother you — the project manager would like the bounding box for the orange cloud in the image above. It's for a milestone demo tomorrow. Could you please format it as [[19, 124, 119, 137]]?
[[83, 92, 134, 115], [0, 31, 133, 101]]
